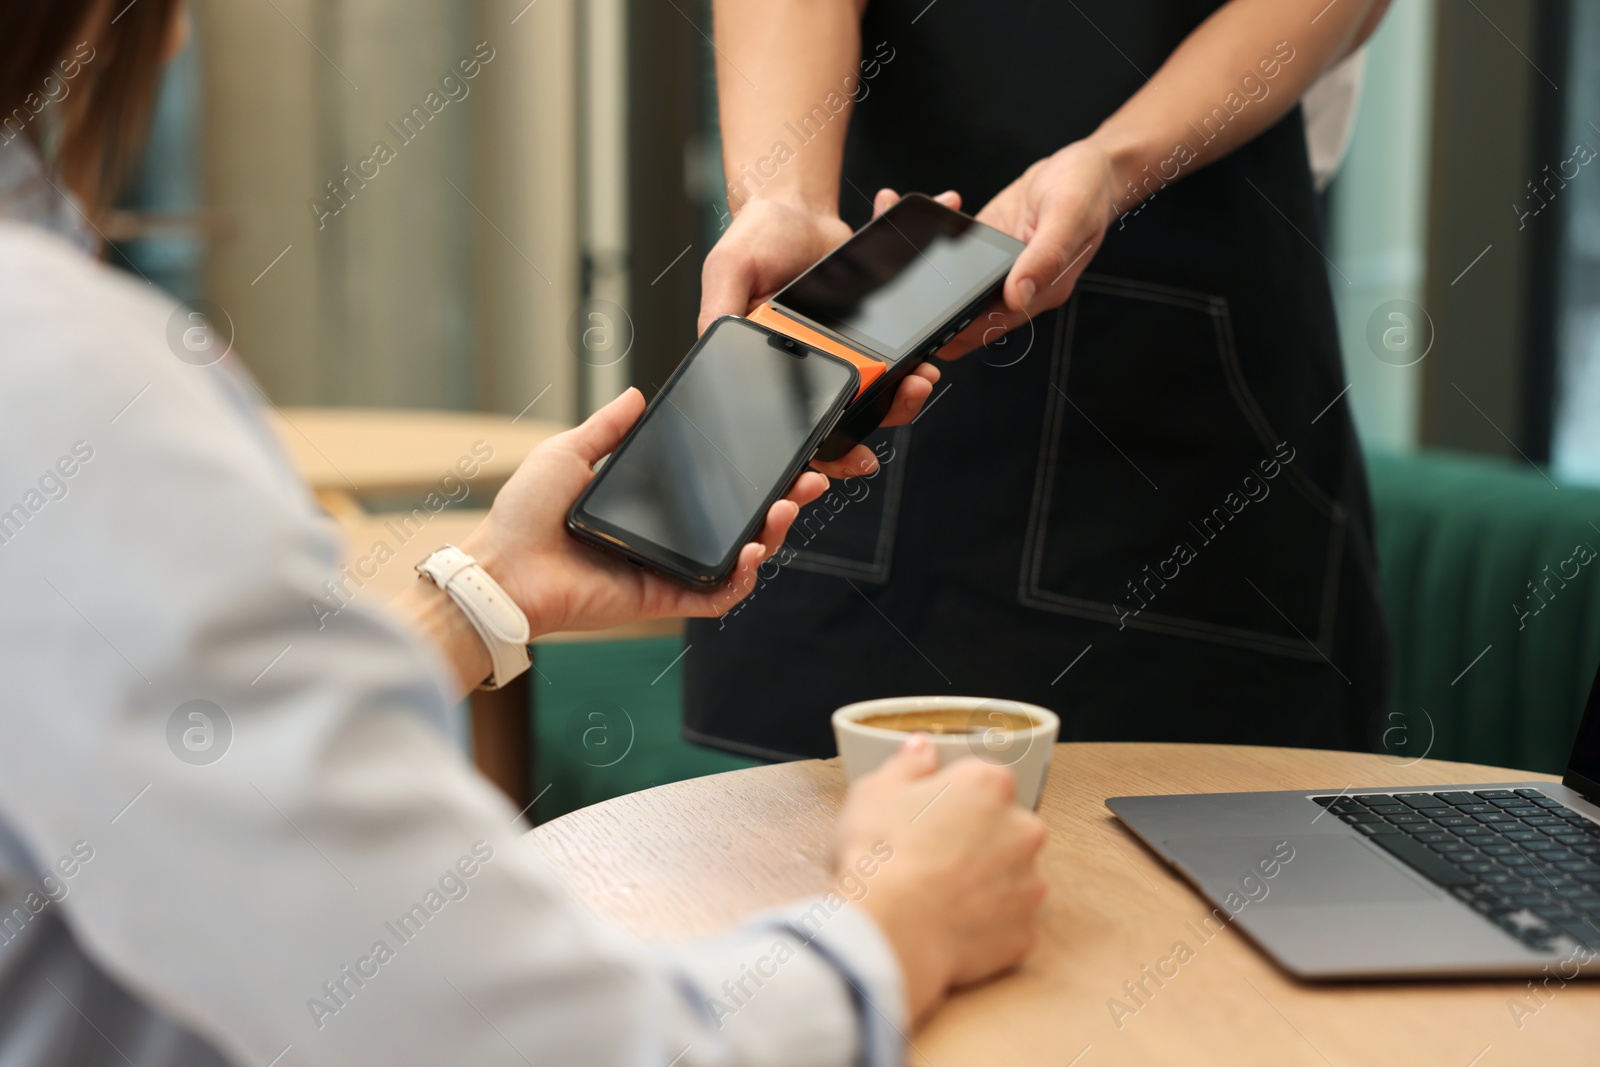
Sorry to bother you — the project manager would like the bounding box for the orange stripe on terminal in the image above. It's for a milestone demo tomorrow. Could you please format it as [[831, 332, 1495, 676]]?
[[748, 304, 883, 397]]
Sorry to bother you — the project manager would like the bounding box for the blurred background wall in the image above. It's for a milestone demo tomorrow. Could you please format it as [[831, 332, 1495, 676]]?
[[117, 0, 584, 422]]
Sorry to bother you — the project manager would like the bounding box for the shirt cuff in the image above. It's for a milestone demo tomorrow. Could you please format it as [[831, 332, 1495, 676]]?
[[775, 898, 907, 1067], [664, 896, 907, 1067]]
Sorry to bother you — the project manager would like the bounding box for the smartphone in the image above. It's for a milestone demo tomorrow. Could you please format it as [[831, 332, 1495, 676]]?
[[567, 315, 862, 587], [749, 193, 1025, 461]]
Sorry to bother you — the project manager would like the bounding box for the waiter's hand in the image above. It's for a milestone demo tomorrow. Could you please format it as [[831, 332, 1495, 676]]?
[[699, 195, 953, 479], [888, 142, 1117, 362]]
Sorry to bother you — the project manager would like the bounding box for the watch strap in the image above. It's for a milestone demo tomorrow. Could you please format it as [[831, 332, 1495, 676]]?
[[415, 545, 531, 690]]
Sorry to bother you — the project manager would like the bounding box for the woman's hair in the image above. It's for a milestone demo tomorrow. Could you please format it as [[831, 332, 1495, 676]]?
[[0, 0, 181, 215]]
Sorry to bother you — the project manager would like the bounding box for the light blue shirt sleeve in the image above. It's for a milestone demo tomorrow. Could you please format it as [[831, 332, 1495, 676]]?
[[0, 219, 906, 1067]]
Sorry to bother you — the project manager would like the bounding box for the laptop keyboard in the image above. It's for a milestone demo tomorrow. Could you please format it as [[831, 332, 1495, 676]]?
[[1311, 788, 1600, 952]]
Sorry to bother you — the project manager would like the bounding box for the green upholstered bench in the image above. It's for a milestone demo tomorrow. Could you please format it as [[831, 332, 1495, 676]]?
[[1366, 450, 1600, 775], [528, 450, 1600, 820], [529, 637, 755, 822]]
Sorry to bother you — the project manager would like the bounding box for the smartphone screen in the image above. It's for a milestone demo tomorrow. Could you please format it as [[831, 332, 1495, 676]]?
[[774, 196, 1021, 363], [573, 318, 857, 579]]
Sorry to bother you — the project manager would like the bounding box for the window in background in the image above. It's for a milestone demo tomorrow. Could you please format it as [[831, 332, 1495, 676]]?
[[1548, 0, 1600, 485], [1326, 0, 1436, 455]]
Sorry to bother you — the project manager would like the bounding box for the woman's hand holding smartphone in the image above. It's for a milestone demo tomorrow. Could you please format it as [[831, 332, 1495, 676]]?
[[457, 388, 827, 636]]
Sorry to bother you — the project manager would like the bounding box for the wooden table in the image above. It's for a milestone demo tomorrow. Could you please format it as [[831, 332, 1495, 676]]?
[[529, 743, 1599, 1065], [270, 407, 681, 807]]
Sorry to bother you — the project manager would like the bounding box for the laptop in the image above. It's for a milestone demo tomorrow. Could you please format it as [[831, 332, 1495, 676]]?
[[1107, 662, 1600, 979]]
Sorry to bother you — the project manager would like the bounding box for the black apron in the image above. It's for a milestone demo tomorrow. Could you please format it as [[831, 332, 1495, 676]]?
[[685, 0, 1390, 760]]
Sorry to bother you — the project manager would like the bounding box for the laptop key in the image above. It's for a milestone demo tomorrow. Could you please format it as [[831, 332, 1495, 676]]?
[[1343, 812, 1385, 824], [1434, 791, 1480, 807], [1514, 788, 1549, 799], [1456, 804, 1495, 814], [1524, 816, 1567, 827], [1394, 793, 1440, 808], [1504, 831, 1545, 842], [1498, 906, 1554, 934], [1368, 805, 1408, 815], [1475, 790, 1518, 800], [1368, 832, 1476, 887], [1416, 832, 1455, 845], [1435, 816, 1475, 828], [1488, 798, 1529, 808], [1351, 822, 1399, 836], [1551, 916, 1600, 947], [1454, 887, 1506, 914]]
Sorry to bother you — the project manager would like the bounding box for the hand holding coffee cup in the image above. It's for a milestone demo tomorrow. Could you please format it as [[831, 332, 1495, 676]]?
[[834, 732, 1050, 1022], [832, 696, 1059, 808]]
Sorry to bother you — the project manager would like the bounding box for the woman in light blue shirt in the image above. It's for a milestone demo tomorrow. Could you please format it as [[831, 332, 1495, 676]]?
[[0, 4, 1047, 1065]]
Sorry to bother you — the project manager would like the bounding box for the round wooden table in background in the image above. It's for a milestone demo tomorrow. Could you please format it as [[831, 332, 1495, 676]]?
[[269, 406, 568, 495], [529, 743, 1600, 1066]]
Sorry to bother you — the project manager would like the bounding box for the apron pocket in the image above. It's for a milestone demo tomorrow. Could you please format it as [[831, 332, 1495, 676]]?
[[1019, 275, 1345, 661]]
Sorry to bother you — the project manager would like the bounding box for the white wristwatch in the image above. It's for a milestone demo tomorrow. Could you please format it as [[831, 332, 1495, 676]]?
[[415, 545, 531, 690]]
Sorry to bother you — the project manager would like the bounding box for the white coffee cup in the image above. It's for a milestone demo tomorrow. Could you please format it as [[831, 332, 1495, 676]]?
[[831, 696, 1059, 809]]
